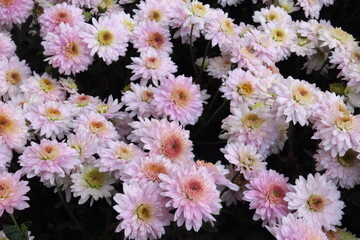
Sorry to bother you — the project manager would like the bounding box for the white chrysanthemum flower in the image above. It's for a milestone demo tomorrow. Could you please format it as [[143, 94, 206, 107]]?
[[70, 163, 116, 206], [81, 15, 129, 65], [284, 173, 345, 231]]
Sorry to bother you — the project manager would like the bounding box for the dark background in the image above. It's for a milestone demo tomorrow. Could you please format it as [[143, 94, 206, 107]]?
[[2, 0, 360, 239]]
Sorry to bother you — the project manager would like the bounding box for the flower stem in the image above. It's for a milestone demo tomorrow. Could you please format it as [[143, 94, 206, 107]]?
[[189, 24, 199, 76], [199, 40, 212, 78], [204, 100, 228, 127], [9, 214, 29, 240], [55, 180, 85, 236]]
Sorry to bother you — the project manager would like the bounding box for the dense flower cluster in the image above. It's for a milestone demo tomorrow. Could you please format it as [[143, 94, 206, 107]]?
[[0, 0, 359, 239]]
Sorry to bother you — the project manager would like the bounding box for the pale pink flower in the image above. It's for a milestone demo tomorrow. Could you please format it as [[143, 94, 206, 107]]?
[[221, 142, 266, 179], [133, 0, 170, 26], [42, 23, 93, 75], [114, 181, 172, 240], [297, 0, 323, 19], [73, 112, 119, 145], [0, 56, 31, 100], [0, 171, 30, 217], [70, 163, 116, 206], [66, 132, 98, 161], [206, 54, 232, 79], [221, 166, 248, 207], [230, 38, 263, 72], [220, 106, 278, 156], [314, 148, 360, 189], [318, 25, 356, 50], [130, 118, 194, 164], [19, 139, 80, 185], [81, 15, 129, 65], [98, 140, 145, 179], [272, 77, 319, 126], [38, 2, 84, 36], [65, 93, 100, 115], [126, 49, 177, 85], [159, 163, 222, 231], [253, 5, 292, 25], [20, 72, 66, 102], [267, 213, 329, 240], [59, 77, 78, 94], [121, 83, 158, 118], [25, 101, 73, 140], [0, 102, 28, 152], [153, 75, 204, 125], [132, 20, 173, 55], [284, 173, 345, 231], [0, 0, 34, 29], [243, 169, 290, 226], [312, 111, 360, 157], [0, 32, 16, 58], [122, 155, 172, 184], [203, 9, 240, 51]]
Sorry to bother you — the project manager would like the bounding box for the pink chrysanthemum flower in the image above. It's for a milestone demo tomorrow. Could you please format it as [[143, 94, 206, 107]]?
[[132, 20, 173, 54], [73, 112, 119, 145], [315, 148, 360, 189], [206, 54, 232, 79], [153, 75, 204, 125], [159, 163, 222, 231], [203, 9, 240, 51], [220, 68, 265, 108], [65, 93, 101, 115], [123, 155, 172, 184], [20, 72, 66, 102], [0, 102, 28, 152], [0, 171, 30, 217], [272, 77, 319, 126], [312, 111, 360, 157], [130, 118, 194, 164], [42, 23, 93, 75], [38, 3, 84, 36], [81, 15, 129, 65], [127, 49, 177, 86], [25, 101, 73, 140], [133, 0, 170, 27], [0, 56, 31, 100], [114, 181, 172, 240], [243, 169, 290, 226], [230, 38, 263, 72], [0, 32, 16, 58], [0, 0, 34, 29], [0, 143, 12, 171], [253, 5, 292, 26], [318, 25, 356, 50], [70, 163, 116, 206], [121, 83, 158, 118], [221, 142, 267, 179], [220, 106, 278, 156], [284, 173, 345, 231], [97, 140, 145, 179], [297, 0, 323, 19], [59, 77, 78, 94], [66, 132, 98, 161], [267, 213, 329, 240], [19, 139, 80, 185]]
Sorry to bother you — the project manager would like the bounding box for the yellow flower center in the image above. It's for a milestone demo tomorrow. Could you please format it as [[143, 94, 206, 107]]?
[[144, 162, 168, 182], [84, 168, 105, 189], [0, 114, 13, 135], [44, 107, 62, 121], [171, 88, 191, 107], [0, 183, 11, 200], [116, 146, 132, 160], [220, 19, 235, 35], [148, 10, 162, 22], [76, 95, 91, 107], [292, 84, 313, 104], [39, 78, 55, 93], [135, 203, 153, 221], [96, 104, 109, 114], [98, 30, 114, 46], [191, 3, 207, 17], [331, 27, 354, 43], [40, 145, 58, 160], [307, 195, 327, 212], [237, 82, 254, 96], [65, 41, 80, 57], [6, 70, 21, 85], [90, 121, 105, 134], [266, 12, 279, 21], [272, 28, 286, 42], [242, 113, 265, 129], [337, 149, 358, 167], [335, 114, 354, 131], [141, 90, 154, 103]]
